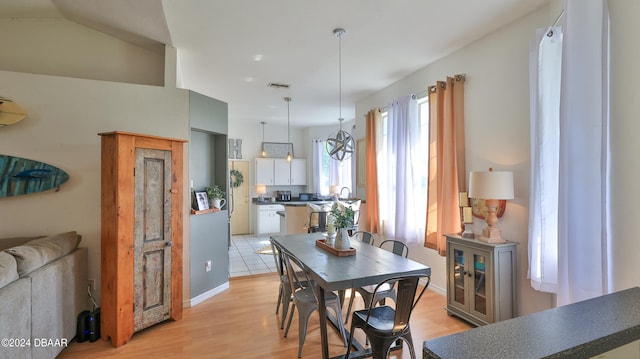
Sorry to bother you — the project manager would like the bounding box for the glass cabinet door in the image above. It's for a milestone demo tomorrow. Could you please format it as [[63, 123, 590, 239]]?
[[453, 248, 465, 306], [473, 253, 487, 315]]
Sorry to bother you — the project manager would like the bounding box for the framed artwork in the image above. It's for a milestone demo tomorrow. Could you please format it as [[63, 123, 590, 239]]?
[[262, 142, 294, 158], [194, 191, 210, 211], [357, 139, 366, 187], [471, 198, 507, 219]]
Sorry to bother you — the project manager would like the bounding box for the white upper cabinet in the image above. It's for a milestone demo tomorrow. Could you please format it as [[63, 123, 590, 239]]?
[[255, 158, 307, 186]]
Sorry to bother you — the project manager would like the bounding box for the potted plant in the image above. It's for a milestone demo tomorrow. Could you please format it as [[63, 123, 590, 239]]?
[[205, 185, 226, 209], [329, 202, 355, 250]]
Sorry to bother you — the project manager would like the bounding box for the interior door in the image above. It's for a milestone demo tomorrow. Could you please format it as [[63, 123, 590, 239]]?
[[133, 148, 172, 331], [230, 160, 250, 234]]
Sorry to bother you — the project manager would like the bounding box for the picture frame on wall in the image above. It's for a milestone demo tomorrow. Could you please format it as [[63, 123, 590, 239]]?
[[193, 191, 210, 211], [262, 142, 294, 158]]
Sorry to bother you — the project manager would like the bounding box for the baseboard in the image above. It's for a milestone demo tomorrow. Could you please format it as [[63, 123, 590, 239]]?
[[422, 279, 446, 296], [184, 281, 230, 308]]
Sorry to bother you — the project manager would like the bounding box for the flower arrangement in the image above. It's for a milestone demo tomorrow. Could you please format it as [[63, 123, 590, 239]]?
[[205, 184, 225, 200], [330, 202, 355, 229]]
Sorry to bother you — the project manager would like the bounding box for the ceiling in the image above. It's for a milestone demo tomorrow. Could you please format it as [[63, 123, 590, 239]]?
[[1, 0, 550, 127]]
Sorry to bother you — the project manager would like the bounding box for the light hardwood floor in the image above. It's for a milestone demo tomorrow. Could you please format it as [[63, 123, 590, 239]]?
[[58, 274, 472, 359]]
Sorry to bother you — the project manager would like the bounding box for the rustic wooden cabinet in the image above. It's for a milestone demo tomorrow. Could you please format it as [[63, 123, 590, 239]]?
[[445, 234, 517, 326], [99, 131, 186, 347]]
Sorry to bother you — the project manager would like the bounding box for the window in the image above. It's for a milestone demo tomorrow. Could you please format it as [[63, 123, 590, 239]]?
[[377, 95, 429, 240], [315, 140, 353, 196]]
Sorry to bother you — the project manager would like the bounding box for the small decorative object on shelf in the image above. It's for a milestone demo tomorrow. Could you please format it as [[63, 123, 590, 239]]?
[[461, 206, 474, 238], [205, 185, 226, 209]]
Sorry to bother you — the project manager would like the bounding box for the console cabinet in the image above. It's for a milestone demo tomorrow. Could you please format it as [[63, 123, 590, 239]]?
[[99, 131, 186, 347], [445, 234, 517, 326]]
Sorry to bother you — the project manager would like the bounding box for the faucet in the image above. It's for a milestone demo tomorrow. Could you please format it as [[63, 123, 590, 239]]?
[[340, 187, 351, 199]]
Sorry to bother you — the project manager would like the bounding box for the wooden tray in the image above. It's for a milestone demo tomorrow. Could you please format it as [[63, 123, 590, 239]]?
[[315, 239, 356, 256]]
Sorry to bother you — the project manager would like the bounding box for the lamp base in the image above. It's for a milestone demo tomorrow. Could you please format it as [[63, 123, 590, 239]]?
[[478, 226, 506, 244]]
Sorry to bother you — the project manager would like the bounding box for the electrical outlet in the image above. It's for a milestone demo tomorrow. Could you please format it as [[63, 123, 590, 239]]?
[[205, 260, 212, 272], [88, 279, 95, 291]]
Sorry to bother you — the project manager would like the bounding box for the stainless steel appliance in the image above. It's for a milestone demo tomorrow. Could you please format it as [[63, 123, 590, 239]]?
[[276, 190, 291, 201]]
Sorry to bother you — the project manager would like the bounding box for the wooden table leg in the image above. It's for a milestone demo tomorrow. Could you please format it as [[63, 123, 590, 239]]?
[[318, 287, 329, 359]]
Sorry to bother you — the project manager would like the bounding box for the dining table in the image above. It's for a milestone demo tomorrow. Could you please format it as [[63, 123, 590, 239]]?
[[271, 233, 431, 359]]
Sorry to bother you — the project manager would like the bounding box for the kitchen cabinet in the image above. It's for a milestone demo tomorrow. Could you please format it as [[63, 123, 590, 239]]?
[[255, 158, 307, 186], [274, 159, 291, 185], [290, 159, 307, 185], [255, 158, 275, 185], [254, 204, 285, 234], [445, 234, 517, 326]]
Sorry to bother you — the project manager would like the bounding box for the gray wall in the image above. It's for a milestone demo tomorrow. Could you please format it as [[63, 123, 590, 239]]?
[[188, 91, 230, 299]]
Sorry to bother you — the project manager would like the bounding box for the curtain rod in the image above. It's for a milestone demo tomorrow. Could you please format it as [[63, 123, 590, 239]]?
[[547, 9, 565, 37]]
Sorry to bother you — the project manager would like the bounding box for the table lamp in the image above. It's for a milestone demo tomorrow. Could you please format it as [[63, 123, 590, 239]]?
[[468, 168, 514, 243], [330, 185, 339, 200], [256, 184, 267, 202]]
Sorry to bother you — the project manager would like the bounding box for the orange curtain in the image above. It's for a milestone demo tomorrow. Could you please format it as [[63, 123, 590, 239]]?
[[424, 75, 466, 255], [364, 109, 381, 233]]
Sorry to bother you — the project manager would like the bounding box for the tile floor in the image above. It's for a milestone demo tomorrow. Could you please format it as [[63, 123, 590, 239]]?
[[229, 234, 279, 277]]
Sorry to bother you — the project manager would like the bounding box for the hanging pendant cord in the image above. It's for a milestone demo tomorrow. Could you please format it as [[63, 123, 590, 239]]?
[[339, 32, 342, 121]]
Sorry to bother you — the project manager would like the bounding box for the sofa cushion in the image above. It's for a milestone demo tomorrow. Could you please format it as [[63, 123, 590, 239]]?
[[4, 231, 81, 276], [0, 252, 19, 289], [0, 236, 45, 251]]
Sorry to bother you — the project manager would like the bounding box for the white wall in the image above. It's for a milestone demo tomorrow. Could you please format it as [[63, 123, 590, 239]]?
[[0, 17, 164, 85], [355, 5, 554, 313], [0, 70, 190, 305]]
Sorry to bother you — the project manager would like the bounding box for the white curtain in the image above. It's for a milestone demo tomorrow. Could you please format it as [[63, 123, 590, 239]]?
[[312, 140, 323, 194], [528, 0, 610, 305], [528, 26, 562, 293], [380, 95, 421, 242]]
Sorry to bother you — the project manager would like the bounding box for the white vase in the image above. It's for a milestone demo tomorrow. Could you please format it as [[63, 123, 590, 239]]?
[[212, 198, 226, 209], [334, 228, 351, 250]]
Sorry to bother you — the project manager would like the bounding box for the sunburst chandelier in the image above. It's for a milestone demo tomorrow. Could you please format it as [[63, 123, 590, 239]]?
[[326, 28, 355, 161]]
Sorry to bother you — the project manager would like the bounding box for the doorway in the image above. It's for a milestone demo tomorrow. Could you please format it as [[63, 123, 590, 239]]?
[[229, 160, 250, 234]]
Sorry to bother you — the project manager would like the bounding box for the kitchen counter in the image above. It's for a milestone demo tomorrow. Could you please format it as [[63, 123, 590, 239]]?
[[423, 287, 640, 359]]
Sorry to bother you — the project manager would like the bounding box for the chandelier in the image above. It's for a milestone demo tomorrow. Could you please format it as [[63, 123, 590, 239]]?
[[326, 28, 355, 161]]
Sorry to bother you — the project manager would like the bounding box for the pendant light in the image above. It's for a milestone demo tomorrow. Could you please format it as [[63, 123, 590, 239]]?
[[260, 121, 267, 157], [284, 97, 293, 162], [326, 28, 355, 161]]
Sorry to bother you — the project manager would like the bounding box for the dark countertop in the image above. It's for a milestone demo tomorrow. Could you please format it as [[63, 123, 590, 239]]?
[[423, 287, 640, 359], [276, 210, 285, 217], [253, 198, 365, 207]]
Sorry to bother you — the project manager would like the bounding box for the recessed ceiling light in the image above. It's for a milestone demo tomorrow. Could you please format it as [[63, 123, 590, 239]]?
[[253, 54, 263, 62], [244, 77, 254, 82]]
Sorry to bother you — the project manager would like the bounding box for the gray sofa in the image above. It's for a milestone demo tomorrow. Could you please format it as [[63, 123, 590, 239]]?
[[0, 231, 89, 359]]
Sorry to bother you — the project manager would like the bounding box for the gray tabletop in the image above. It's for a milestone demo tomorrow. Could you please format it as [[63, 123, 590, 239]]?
[[423, 286, 640, 359], [271, 233, 431, 292]]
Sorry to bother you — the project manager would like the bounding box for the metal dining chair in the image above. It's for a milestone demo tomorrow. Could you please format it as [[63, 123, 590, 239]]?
[[344, 239, 409, 324], [346, 274, 431, 359], [350, 231, 375, 245], [270, 239, 291, 329], [282, 250, 349, 358], [307, 211, 329, 233]]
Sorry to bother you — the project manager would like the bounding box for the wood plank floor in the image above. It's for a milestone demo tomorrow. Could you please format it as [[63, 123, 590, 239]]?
[[58, 274, 472, 359]]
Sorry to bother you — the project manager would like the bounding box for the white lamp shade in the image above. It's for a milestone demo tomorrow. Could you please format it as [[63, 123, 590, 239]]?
[[468, 170, 514, 200], [256, 185, 267, 195], [330, 185, 339, 195]]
